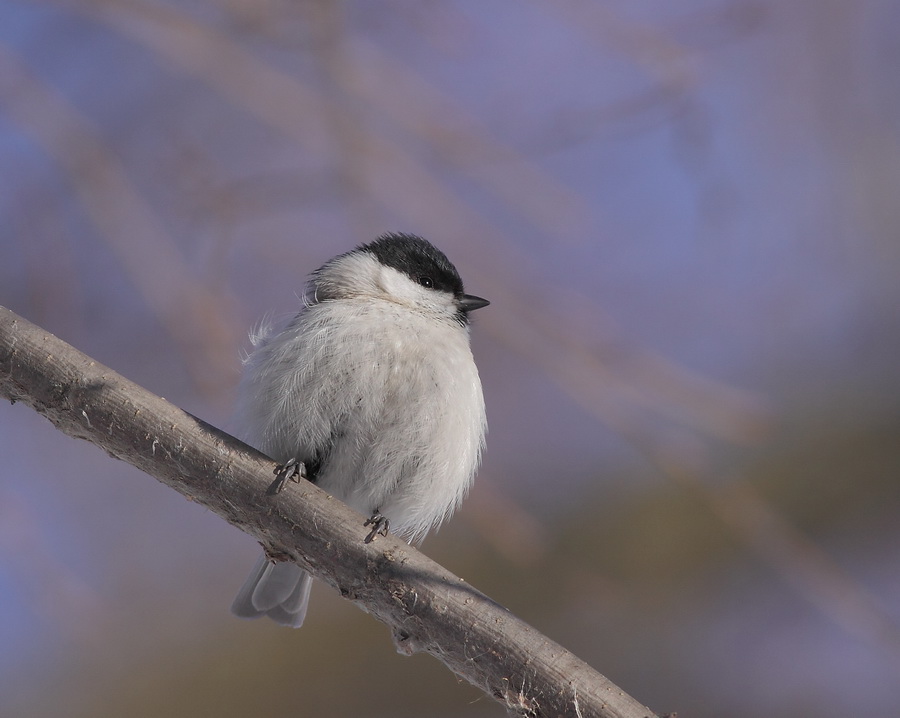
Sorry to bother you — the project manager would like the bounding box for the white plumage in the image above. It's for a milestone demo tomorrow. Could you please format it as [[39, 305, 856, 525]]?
[[231, 234, 487, 627]]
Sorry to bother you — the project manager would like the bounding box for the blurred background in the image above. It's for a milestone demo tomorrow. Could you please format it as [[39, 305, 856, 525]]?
[[1, 1, 899, 716]]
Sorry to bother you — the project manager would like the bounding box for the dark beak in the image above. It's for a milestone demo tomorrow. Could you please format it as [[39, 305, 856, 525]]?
[[458, 294, 490, 312]]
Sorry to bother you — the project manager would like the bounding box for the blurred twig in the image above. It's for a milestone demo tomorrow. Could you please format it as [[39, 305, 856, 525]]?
[[0, 44, 240, 402], [18, 0, 893, 669], [340, 36, 594, 240], [685, 462, 900, 656], [69, 0, 766, 442]]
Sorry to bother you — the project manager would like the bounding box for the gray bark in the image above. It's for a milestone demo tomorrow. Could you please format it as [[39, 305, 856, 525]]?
[[0, 305, 661, 718]]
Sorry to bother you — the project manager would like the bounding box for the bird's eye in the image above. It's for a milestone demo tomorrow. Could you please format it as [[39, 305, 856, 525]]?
[[418, 276, 434, 288]]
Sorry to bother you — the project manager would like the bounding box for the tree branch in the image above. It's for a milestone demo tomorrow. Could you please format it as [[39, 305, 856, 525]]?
[[0, 305, 659, 718]]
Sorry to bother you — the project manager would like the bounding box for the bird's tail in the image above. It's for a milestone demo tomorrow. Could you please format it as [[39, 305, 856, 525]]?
[[230, 553, 313, 628]]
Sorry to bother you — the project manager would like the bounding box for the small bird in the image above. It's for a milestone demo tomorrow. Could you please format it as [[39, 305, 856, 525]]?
[[230, 233, 488, 627]]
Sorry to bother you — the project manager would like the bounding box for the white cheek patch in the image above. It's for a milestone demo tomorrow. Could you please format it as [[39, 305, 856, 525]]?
[[378, 265, 420, 300], [379, 266, 455, 315]]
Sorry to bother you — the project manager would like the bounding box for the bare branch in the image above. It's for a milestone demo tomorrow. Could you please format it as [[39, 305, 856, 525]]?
[[0, 305, 660, 718]]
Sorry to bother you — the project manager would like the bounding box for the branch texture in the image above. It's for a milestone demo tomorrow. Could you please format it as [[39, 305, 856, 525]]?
[[0, 305, 659, 718]]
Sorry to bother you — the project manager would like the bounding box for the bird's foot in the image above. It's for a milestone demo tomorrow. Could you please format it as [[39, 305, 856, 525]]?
[[363, 511, 390, 543], [268, 458, 307, 495]]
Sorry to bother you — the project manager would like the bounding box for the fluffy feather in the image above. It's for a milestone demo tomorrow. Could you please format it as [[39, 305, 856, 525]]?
[[231, 235, 487, 627]]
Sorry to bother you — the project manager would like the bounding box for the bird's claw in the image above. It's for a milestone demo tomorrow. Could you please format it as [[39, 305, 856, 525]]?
[[268, 458, 306, 495], [363, 512, 390, 543]]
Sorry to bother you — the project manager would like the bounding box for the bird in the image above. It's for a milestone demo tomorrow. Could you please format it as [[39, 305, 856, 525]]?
[[230, 232, 488, 627]]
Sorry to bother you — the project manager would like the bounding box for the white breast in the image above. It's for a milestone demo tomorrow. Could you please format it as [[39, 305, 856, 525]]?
[[236, 297, 486, 542]]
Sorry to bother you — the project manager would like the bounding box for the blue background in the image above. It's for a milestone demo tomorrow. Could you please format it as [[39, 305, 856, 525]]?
[[2, 2, 900, 716]]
